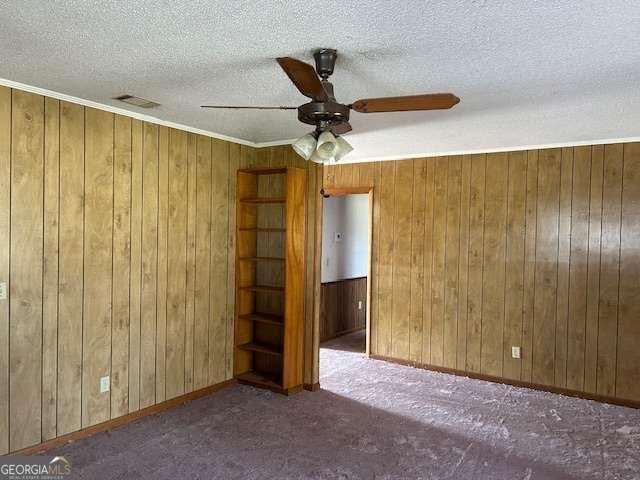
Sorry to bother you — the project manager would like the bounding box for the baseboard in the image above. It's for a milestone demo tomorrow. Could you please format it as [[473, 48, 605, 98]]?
[[370, 354, 640, 410], [304, 382, 321, 392], [320, 327, 365, 343], [13, 379, 237, 456]]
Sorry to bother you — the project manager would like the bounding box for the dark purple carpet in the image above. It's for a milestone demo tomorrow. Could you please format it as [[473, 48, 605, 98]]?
[[54, 330, 640, 479]]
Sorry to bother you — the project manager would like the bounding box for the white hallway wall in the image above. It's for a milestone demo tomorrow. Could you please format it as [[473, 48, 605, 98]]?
[[321, 194, 368, 283]]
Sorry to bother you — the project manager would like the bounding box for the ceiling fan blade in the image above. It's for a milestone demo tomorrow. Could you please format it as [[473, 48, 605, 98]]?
[[331, 122, 352, 135], [351, 93, 460, 113], [201, 105, 297, 110], [276, 57, 327, 101]]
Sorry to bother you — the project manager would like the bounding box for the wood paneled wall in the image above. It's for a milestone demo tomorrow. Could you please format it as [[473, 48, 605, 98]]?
[[0, 86, 271, 453], [320, 277, 367, 342], [322, 144, 640, 403]]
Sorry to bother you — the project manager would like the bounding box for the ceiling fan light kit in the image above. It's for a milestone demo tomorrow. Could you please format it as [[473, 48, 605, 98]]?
[[201, 48, 460, 163], [292, 132, 318, 160]]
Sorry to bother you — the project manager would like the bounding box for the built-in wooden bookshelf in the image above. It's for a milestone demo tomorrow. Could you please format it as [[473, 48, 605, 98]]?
[[234, 166, 306, 395]]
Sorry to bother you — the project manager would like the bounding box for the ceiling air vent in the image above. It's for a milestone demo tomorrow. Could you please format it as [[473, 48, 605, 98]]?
[[114, 94, 160, 108]]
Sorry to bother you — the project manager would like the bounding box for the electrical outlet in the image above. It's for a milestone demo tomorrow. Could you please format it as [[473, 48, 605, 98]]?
[[511, 346, 521, 359], [0, 282, 6, 300], [100, 376, 110, 393], [358, 300, 363, 310]]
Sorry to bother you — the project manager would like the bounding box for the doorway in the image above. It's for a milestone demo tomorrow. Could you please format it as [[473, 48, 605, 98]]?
[[319, 188, 372, 378]]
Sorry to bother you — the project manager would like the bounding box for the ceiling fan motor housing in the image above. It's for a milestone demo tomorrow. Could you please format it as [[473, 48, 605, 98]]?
[[298, 101, 350, 129], [313, 48, 338, 79]]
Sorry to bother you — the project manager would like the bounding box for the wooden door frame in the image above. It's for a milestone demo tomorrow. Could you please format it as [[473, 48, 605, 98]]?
[[318, 186, 374, 356]]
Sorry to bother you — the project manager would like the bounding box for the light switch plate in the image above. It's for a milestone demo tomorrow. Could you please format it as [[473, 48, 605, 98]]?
[[511, 346, 521, 359], [0, 282, 6, 300], [358, 301, 363, 310], [100, 376, 110, 393]]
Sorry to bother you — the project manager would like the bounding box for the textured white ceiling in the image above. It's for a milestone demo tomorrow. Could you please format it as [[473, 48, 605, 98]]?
[[1, 1, 639, 161]]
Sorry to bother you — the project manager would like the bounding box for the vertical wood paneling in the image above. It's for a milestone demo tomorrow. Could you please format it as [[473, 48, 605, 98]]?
[[617, 143, 640, 400], [210, 139, 229, 384], [184, 135, 197, 392], [0, 87, 10, 454], [194, 136, 211, 390], [57, 101, 84, 435], [391, 160, 413, 359], [319, 146, 640, 405], [430, 157, 448, 366], [82, 107, 113, 427], [140, 122, 158, 408], [111, 115, 131, 418], [566, 146, 591, 391], [369, 162, 382, 359], [503, 152, 527, 380], [42, 97, 59, 440], [584, 145, 604, 393], [597, 144, 623, 396], [466, 154, 485, 372], [481, 153, 508, 377], [2, 85, 252, 452], [9, 90, 44, 450], [156, 125, 169, 403], [128, 119, 142, 411], [444, 156, 462, 368], [409, 159, 426, 362], [166, 129, 188, 399], [532, 149, 561, 385], [555, 148, 573, 387], [521, 150, 538, 382], [226, 143, 240, 379], [421, 160, 435, 363], [456, 156, 471, 371], [377, 161, 395, 356]]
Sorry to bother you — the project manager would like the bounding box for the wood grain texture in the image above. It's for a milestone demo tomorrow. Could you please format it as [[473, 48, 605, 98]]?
[[112, 115, 132, 417], [57, 101, 84, 436], [140, 122, 158, 408], [617, 143, 640, 401], [0, 86, 10, 454], [10, 90, 44, 450], [319, 143, 640, 404], [194, 135, 212, 390], [502, 152, 526, 380], [566, 146, 591, 391], [555, 148, 573, 387], [521, 150, 538, 382], [391, 160, 413, 359], [319, 277, 367, 341], [443, 156, 461, 369], [532, 149, 561, 385], [410, 160, 426, 363], [430, 157, 448, 367], [210, 139, 229, 384], [597, 144, 623, 396], [184, 134, 197, 393], [166, 129, 188, 399], [128, 119, 142, 412], [82, 108, 113, 427], [585, 145, 604, 393], [481, 153, 508, 377], [2, 85, 248, 453], [156, 125, 169, 403], [466, 154, 485, 373], [42, 97, 59, 441]]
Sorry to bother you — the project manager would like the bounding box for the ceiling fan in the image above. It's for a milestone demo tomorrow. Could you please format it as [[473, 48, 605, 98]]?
[[201, 48, 460, 163]]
